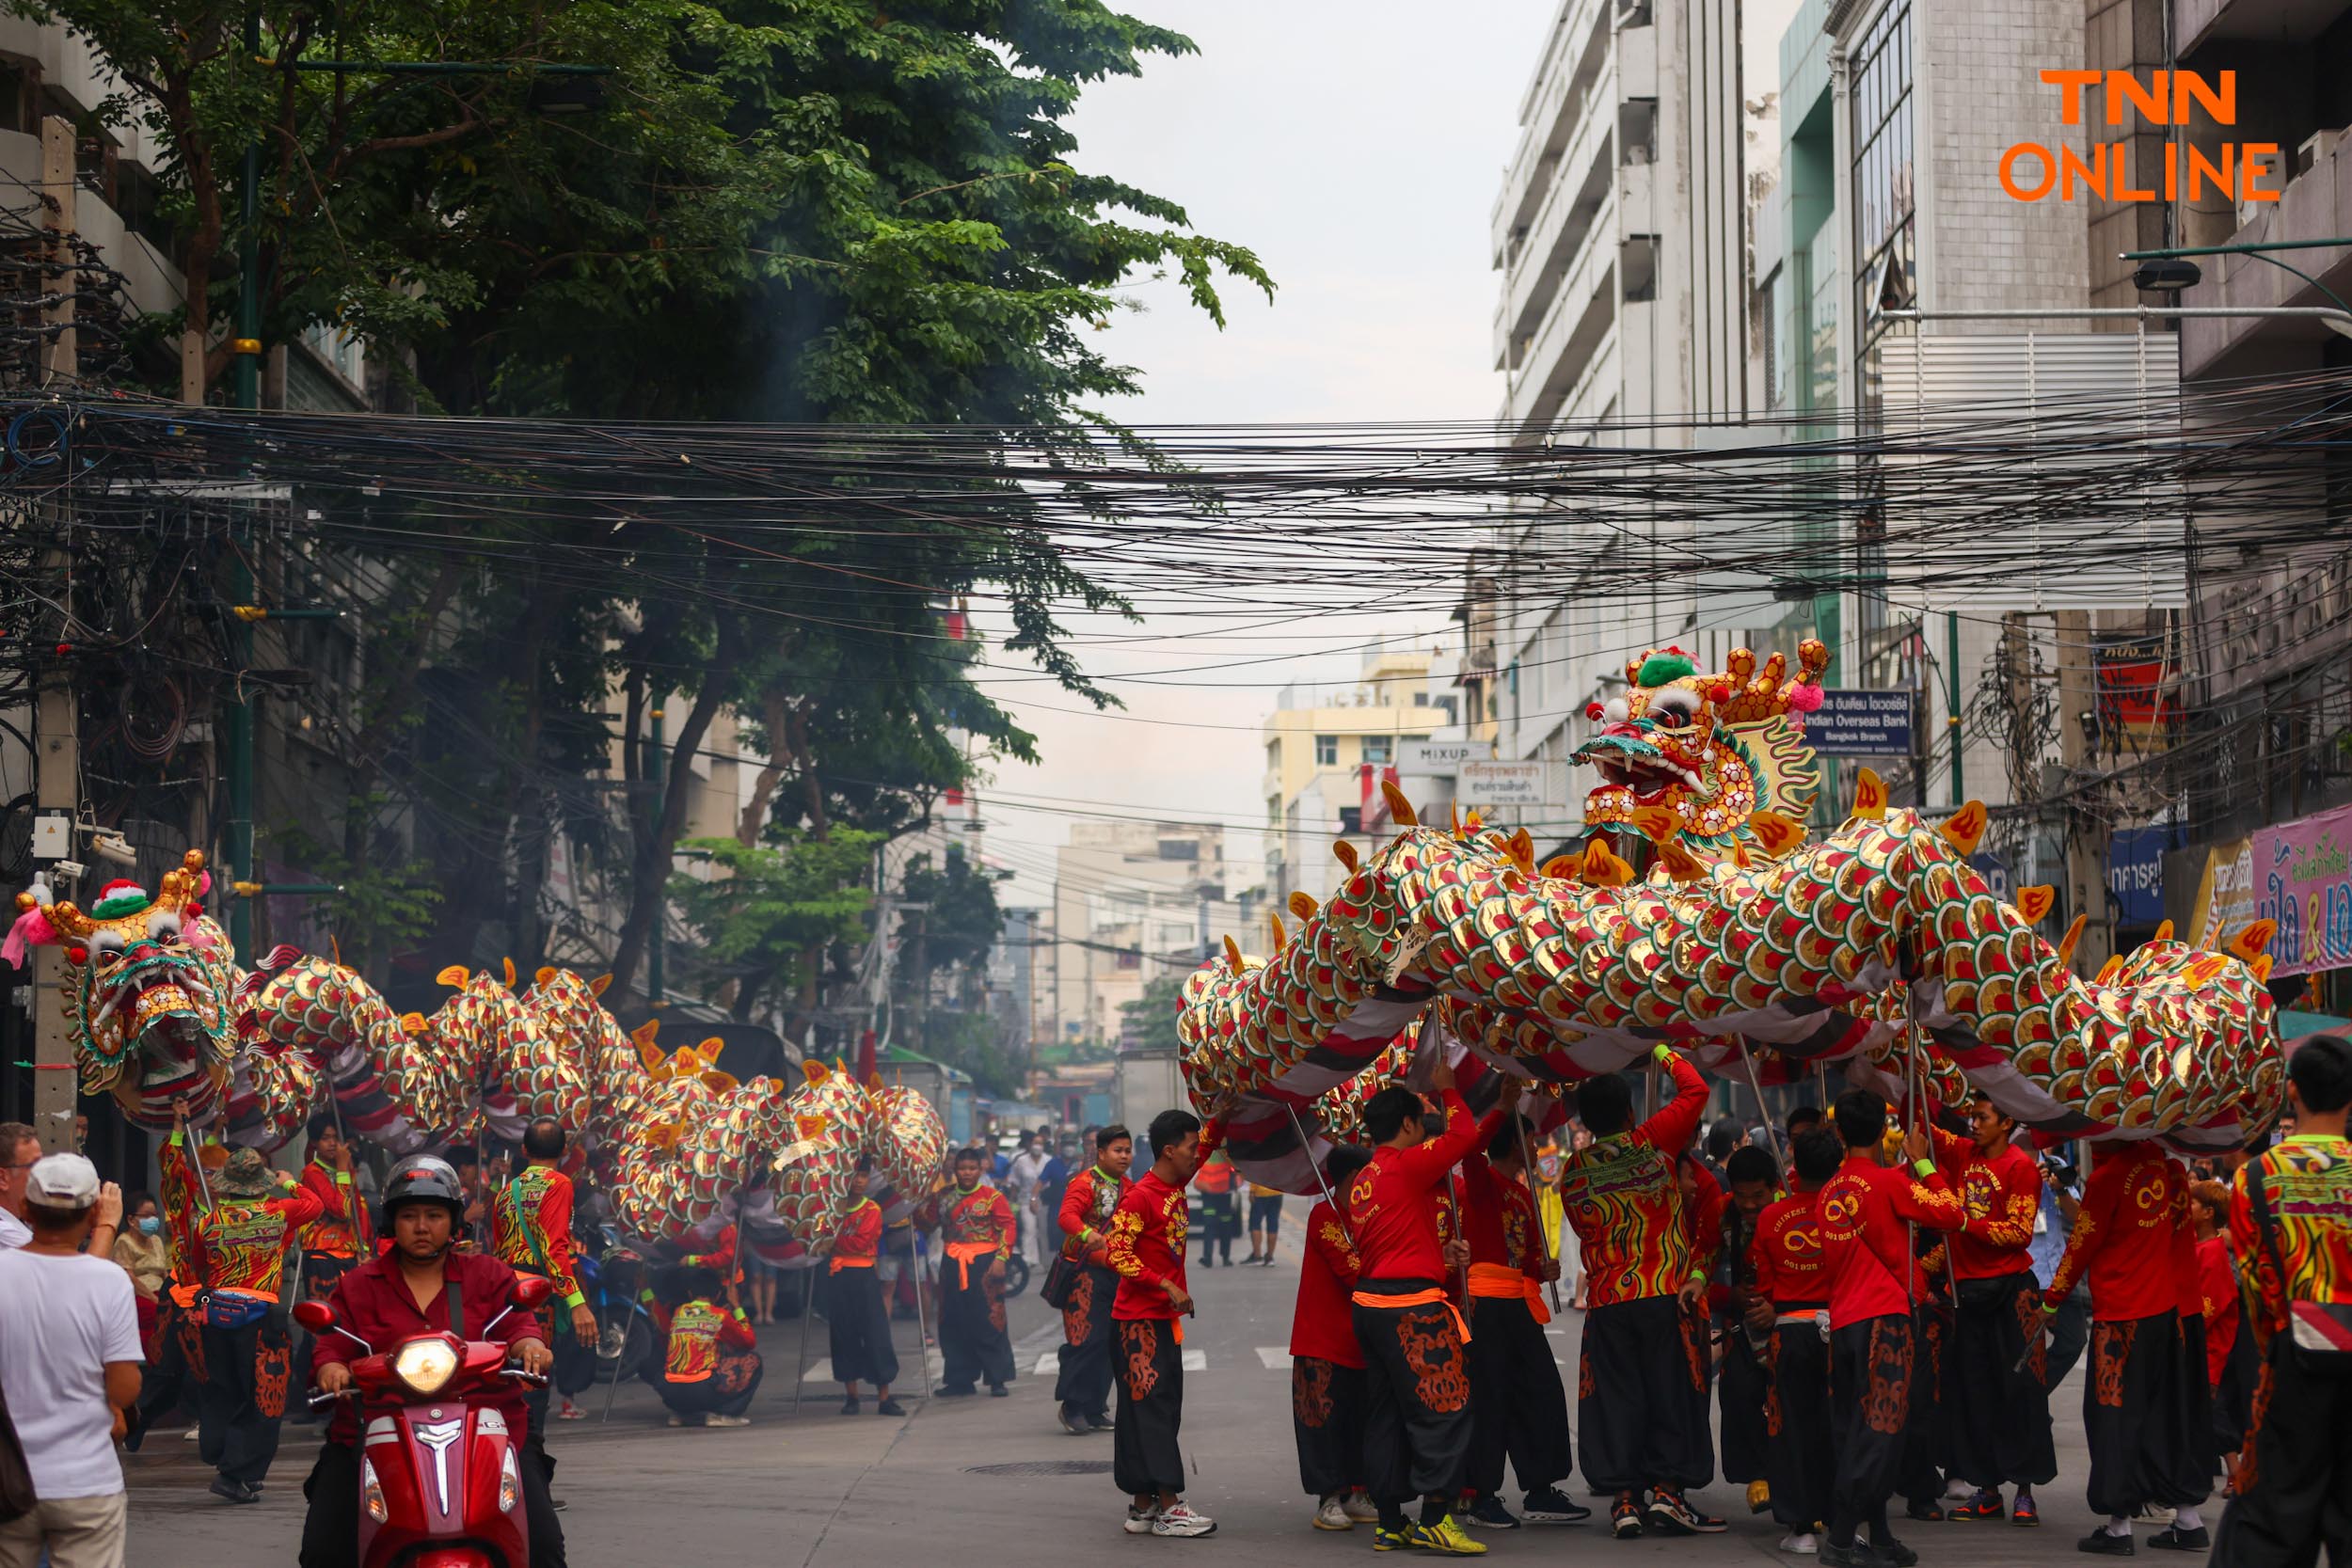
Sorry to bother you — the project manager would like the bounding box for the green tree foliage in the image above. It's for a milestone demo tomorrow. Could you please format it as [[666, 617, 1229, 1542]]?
[[1117, 971, 1186, 1054], [666, 832, 882, 1020], [896, 849, 1003, 981]]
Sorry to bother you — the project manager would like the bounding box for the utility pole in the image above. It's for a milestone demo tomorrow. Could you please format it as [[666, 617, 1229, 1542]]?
[[40, 118, 75, 383], [2055, 609, 2111, 974], [646, 705, 665, 1007], [1947, 611, 1964, 806], [32, 116, 78, 1151], [223, 10, 264, 958]]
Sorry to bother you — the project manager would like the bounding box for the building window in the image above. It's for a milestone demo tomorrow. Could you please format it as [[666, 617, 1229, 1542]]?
[[1314, 734, 1339, 766], [1155, 838, 1199, 862], [1362, 736, 1393, 766], [1851, 2, 1914, 374]]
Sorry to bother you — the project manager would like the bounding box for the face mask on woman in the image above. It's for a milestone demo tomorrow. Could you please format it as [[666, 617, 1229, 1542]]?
[[137, 1215, 162, 1236]]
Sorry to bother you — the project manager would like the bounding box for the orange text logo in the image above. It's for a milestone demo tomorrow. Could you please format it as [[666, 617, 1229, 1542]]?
[[2000, 71, 2280, 206]]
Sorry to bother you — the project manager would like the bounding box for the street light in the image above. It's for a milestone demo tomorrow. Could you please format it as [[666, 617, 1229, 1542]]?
[[2131, 258, 2202, 293], [2123, 238, 2352, 339]]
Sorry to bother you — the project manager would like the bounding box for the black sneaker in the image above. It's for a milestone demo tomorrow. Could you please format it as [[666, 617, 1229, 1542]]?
[[2080, 1530, 2137, 1557], [1610, 1492, 1644, 1539], [209, 1478, 260, 1506], [1908, 1501, 1947, 1523], [1467, 1496, 1521, 1529], [1820, 1540, 1890, 1568], [936, 1384, 977, 1398], [1879, 1536, 1920, 1567], [1648, 1488, 1725, 1535], [2147, 1527, 2209, 1552], [876, 1397, 907, 1418], [1521, 1486, 1593, 1525], [1087, 1412, 1114, 1431], [840, 1395, 861, 1416], [988, 1383, 1009, 1398]]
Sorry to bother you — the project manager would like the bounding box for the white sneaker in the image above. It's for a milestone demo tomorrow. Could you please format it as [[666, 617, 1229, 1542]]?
[[1152, 1502, 1216, 1538], [704, 1414, 751, 1428], [1315, 1497, 1354, 1531], [1124, 1504, 1161, 1535], [1343, 1493, 1382, 1523], [1945, 1477, 1976, 1502], [181, 1428, 200, 1442], [1780, 1533, 1820, 1555]]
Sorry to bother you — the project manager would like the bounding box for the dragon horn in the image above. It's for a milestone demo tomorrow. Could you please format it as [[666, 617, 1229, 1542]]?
[[1380, 780, 1417, 827], [2055, 913, 2089, 968], [502, 957, 516, 988], [46, 900, 95, 939], [2152, 921, 2174, 942], [436, 965, 470, 989], [2225, 921, 2277, 961], [1223, 935, 1247, 974], [1332, 840, 1359, 873], [1269, 913, 1286, 955], [1288, 891, 1318, 920]]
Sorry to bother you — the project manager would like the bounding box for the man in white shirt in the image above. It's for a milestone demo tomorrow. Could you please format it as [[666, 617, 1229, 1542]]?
[[0, 1151, 140, 1568], [1004, 1132, 1049, 1260], [0, 1121, 39, 1249]]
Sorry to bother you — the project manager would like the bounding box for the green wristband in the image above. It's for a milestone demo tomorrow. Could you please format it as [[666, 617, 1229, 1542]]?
[[1913, 1160, 1935, 1179], [1651, 1043, 1676, 1065]]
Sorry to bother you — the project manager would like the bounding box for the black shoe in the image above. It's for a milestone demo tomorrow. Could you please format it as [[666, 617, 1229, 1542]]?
[[1821, 1539, 1890, 1568], [1879, 1536, 1920, 1567], [1908, 1501, 1947, 1523], [1467, 1496, 1521, 1529], [1521, 1486, 1593, 1525], [209, 1478, 260, 1506], [988, 1383, 1009, 1398], [2147, 1527, 2209, 1553], [1647, 1488, 1724, 1535], [1058, 1402, 1088, 1434], [840, 1395, 861, 1415], [936, 1384, 977, 1398], [2080, 1530, 2137, 1556], [876, 1397, 906, 1418], [1087, 1412, 1114, 1431], [551, 1497, 569, 1513], [1610, 1492, 1644, 1540]]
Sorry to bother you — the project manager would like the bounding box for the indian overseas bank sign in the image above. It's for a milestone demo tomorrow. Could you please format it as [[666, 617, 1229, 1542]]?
[[1806, 690, 1915, 757]]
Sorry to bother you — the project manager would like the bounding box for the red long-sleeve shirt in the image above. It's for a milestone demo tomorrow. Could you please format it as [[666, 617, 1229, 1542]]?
[[1816, 1152, 1963, 1329], [683, 1222, 739, 1278], [1105, 1124, 1225, 1322], [654, 1296, 757, 1382], [489, 1164, 584, 1307], [1557, 1051, 1710, 1307], [2044, 1144, 2182, 1321], [161, 1133, 324, 1302], [1291, 1196, 1364, 1367], [1348, 1089, 1479, 1284], [1750, 1193, 1829, 1307], [943, 1187, 1014, 1254], [1456, 1107, 1543, 1278], [2169, 1162, 2204, 1323], [312, 1250, 542, 1447], [830, 1198, 882, 1270], [295, 1161, 370, 1259], [1058, 1164, 1128, 1270], [1929, 1128, 2041, 1280], [2195, 1235, 2238, 1384]]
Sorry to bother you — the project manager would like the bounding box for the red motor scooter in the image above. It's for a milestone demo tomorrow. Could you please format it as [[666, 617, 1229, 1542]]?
[[295, 1275, 552, 1568]]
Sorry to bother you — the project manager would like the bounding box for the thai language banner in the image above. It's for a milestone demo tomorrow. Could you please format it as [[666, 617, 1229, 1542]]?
[[2252, 801, 2352, 978]]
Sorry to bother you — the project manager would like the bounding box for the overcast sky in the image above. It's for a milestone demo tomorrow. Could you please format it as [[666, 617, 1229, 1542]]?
[[980, 0, 1804, 909]]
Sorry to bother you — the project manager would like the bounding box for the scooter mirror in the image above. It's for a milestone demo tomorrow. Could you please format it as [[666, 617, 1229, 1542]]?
[[510, 1275, 554, 1311], [292, 1300, 339, 1335]]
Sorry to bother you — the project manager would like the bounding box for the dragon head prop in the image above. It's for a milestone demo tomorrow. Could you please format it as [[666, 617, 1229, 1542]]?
[[4, 850, 237, 1126], [1573, 640, 1830, 863]]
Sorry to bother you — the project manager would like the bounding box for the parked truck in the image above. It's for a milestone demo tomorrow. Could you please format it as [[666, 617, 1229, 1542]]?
[[1114, 1048, 1187, 1141]]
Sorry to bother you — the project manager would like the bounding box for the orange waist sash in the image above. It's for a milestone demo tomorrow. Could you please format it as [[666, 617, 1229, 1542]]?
[[944, 1241, 995, 1289], [1352, 1285, 1471, 1345], [1466, 1261, 1551, 1325]]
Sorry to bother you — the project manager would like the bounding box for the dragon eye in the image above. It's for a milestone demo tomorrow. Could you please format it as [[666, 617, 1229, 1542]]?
[[90, 932, 127, 965], [147, 911, 182, 942], [1649, 690, 1700, 728]]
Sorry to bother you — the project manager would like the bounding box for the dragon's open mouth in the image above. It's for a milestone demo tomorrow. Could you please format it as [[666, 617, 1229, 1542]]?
[[1573, 734, 1714, 800]]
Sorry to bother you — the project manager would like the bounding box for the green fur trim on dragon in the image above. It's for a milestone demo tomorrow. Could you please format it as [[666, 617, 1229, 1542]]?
[[1177, 641, 2282, 1194], [4, 852, 946, 1261]]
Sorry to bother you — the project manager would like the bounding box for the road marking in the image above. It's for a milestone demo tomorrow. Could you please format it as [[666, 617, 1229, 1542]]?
[[1036, 1349, 1208, 1374], [799, 1350, 945, 1385], [1256, 1347, 1294, 1370]]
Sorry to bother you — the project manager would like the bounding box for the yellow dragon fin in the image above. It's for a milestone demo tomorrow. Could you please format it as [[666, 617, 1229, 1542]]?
[[1288, 891, 1318, 921], [1380, 780, 1417, 828], [2055, 913, 2089, 967], [802, 1058, 829, 1085], [436, 965, 470, 989], [2095, 954, 2124, 984], [1332, 840, 1359, 873], [1540, 854, 1579, 879], [2251, 954, 2275, 981], [1629, 805, 1680, 845], [1448, 801, 1462, 836], [1506, 828, 1535, 874], [1223, 935, 1247, 974], [501, 957, 517, 988], [1747, 809, 1806, 858], [700, 1069, 739, 1094], [2013, 886, 2057, 926], [400, 1011, 428, 1036], [2226, 920, 2278, 961], [1938, 800, 1987, 855], [588, 973, 613, 998], [1268, 914, 1286, 955], [1850, 768, 1887, 821], [1581, 837, 1633, 888], [2152, 920, 2174, 942], [535, 965, 558, 988], [1658, 841, 1707, 883]]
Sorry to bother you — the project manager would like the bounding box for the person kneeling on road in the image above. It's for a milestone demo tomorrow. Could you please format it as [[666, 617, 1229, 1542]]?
[[649, 1265, 763, 1429], [299, 1154, 564, 1568]]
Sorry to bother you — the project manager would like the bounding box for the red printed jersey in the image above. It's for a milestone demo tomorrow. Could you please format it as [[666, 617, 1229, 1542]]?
[[1816, 1153, 1964, 1329], [1347, 1089, 1479, 1283], [2195, 1234, 2238, 1383], [1929, 1129, 2042, 1280], [161, 1134, 323, 1302], [1291, 1196, 1364, 1368], [659, 1296, 756, 1382], [830, 1199, 882, 1267], [1456, 1108, 1542, 1278], [944, 1186, 1015, 1253], [1058, 1165, 1128, 1269], [489, 1164, 584, 1307], [1750, 1194, 1829, 1307], [294, 1161, 370, 1259], [1107, 1123, 1225, 1322], [2169, 1160, 2203, 1322], [1557, 1052, 1710, 1307], [2045, 1144, 2184, 1321]]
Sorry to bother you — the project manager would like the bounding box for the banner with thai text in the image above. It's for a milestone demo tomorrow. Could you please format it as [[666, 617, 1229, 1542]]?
[[2252, 802, 2352, 978]]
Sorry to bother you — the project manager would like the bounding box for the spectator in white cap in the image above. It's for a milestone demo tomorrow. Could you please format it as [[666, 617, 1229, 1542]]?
[[0, 1120, 39, 1249], [0, 1151, 139, 1568]]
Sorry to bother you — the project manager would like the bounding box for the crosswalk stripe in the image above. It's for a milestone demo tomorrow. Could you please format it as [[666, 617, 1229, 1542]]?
[[798, 1350, 946, 1385], [1256, 1347, 1294, 1370]]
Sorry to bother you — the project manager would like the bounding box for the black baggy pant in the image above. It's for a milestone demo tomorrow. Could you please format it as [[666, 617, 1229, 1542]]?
[[1054, 1263, 1117, 1420], [1466, 1292, 1570, 1497], [1829, 1313, 1913, 1547], [938, 1257, 1014, 1391], [2084, 1311, 2206, 1518], [1719, 1319, 1772, 1485], [1948, 1271, 2057, 1488], [1577, 1292, 1713, 1495], [1899, 1302, 1949, 1509], [1768, 1315, 1836, 1532], [1113, 1317, 1187, 1497], [196, 1316, 291, 1488], [298, 1434, 566, 1568], [826, 1267, 899, 1387], [2173, 1314, 2217, 1504], [1293, 1355, 1368, 1497], [1354, 1282, 1475, 1507], [655, 1353, 764, 1420], [2211, 1338, 2352, 1568]]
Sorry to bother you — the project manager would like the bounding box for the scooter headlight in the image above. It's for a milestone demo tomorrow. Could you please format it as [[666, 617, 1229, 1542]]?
[[499, 1447, 521, 1514], [391, 1337, 459, 1396], [361, 1457, 387, 1525]]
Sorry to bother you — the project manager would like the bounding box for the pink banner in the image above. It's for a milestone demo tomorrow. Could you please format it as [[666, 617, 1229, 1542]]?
[[2251, 800, 2352, 979]]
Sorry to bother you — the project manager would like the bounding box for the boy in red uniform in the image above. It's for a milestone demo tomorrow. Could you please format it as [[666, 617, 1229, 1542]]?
[[2187, 1181, 2248, 1489], [1347, 1055, 1486, 1557], [1814, 1090, 1963, 1568], [1712, 1144, 1782, 1518], [1106, 1106, 1225, 1539], [823, 1161, 901, 1417], [1292, 1142, 1375, 1532], [2045, 1142, 2206, 1555], [649, 1265, 763, 1428], [937, 1147, 1017, 1398], [162, 1124, 325, 1505], [289, 1117, 369, 1425], [490, 1117, 599, 1435], [1055, 1123, 1133, 1434], [1753, 1126, 1844, 1555], [1557, 1042, 1718, 1539], [1457, 1077, 1585, 1531], [1928, 1094, 2052, 1526]]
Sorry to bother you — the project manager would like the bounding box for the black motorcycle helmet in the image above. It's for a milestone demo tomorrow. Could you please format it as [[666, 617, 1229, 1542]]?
[[377, 1153, 466, 1233]]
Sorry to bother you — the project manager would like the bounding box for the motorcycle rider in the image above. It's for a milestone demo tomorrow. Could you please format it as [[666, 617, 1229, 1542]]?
[[298, 1154, 565, 1568]]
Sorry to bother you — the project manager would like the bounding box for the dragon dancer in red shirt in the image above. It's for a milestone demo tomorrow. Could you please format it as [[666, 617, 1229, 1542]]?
[[1346, 1054, 1486, 1557], [2045, 1139, 2209, 1554], [288, 1115, 369, 1430], [1105, 1106, 1226, 1539], [490, 1117, 601, 1434], [1054, 1123, 1134, 1434], [1751, 1126, 1846, 1554], [1291, 1142, 1375, 1533], [936, 1147, 1016, 1397], [1813, 1090, 1963, 1568], [1557, 1042, 1719, 1539], [1455, 1075, 1586, 1532], [821, 1158, 902, 1417]]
